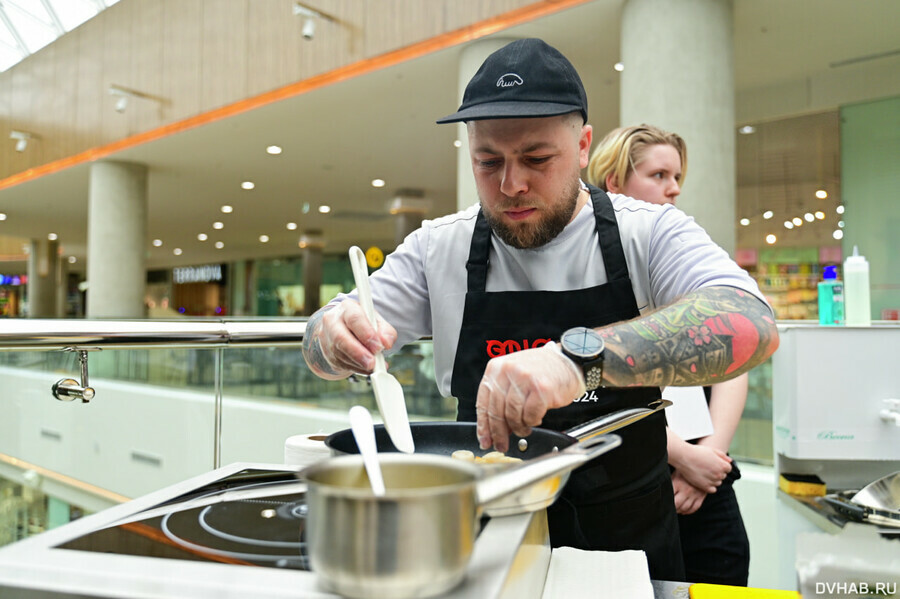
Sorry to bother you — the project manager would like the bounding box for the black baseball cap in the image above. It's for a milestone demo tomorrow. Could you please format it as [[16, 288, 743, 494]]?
[[436, 38, 588, 124]]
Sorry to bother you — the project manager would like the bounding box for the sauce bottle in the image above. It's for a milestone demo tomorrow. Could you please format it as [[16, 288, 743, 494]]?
[[843, 245, 871, 326]]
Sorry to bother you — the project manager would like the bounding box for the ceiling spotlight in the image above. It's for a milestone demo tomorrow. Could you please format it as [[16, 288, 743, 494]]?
[[792, 217, 803, 226], [814, 211, 826, 220], [173, 248, 183, 256], [762, 210, 774, 219], [804, 212, 815, 222], [221, 205, 233, 213], [301, 17, 315, 40], [765, 234, 777, 245], [213, 221, 224, 230], [286, 222, 298, 230], [215, 241, 224, 249], [68, 256, 77, 264], [318, 205, 331, 214], [241, 181, 255, 190], [838, 220, 845, 228], [259, 235, 270, 243], [738, 125, 756, 135], [784, 221, 794, 229], [739, 218, 750, 226], [833, 230, 843, 240], [0, 213, 6, 221], [10, 130, 36, 152], [48, 233, 58, 241], [152, 239, 163, 247], [371, 179, 385, 188], [198, 233, 208, 241], [453, 140, 462, 148], [266, 145, 282, 155], [614, 62, 624, 72], [836, 205, 844, 214], [815, 189, 828, 199], [294, 3, 336, 41], [108, 85, 158, 113]]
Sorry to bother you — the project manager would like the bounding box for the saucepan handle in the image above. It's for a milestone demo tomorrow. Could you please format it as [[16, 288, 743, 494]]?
[[475, 434, 622, 507]]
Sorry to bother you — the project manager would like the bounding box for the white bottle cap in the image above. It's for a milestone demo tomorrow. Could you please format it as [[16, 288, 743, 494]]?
[[845, 245, 868, 266]]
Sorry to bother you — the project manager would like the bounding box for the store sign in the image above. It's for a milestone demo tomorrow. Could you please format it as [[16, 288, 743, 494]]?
[[0, 274, 26, 286], [173, 265, 223, 284]]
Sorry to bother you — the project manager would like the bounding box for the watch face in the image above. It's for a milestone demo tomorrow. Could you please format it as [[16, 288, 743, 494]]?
[[561, 326, 604, 359]]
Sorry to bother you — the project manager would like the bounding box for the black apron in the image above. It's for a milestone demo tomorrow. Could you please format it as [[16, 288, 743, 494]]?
[[450, 185, 685, 581]]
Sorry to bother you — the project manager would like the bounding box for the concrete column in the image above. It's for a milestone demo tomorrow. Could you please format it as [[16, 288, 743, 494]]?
[[26, 239, 59, 317], [389, 191, 430, 246], [620, 0, 736, 253], [299, 231, 324, 316], [453, 38, 517, 212], [86, 161, 148, 318]]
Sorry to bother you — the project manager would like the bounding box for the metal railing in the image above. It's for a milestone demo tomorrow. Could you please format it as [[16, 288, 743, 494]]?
[[0, 319, 308, 468], [0, 319, 307, 351]]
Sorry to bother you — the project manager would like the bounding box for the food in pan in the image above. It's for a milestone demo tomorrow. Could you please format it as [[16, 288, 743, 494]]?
[[451, 450, 522, 464]]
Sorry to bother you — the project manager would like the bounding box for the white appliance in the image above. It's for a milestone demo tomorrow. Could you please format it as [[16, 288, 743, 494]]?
[[773, 323, 900, 488]]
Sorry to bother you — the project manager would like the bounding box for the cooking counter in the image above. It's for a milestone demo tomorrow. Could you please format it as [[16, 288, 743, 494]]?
[[0, 461, 723, 598], [0, 462, 556, 599]]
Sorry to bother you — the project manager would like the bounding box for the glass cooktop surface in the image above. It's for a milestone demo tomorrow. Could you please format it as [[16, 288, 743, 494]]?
[[56, 469, 310, 570]]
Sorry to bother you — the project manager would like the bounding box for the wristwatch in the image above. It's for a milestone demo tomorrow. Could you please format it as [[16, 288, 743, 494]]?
[[559, 326, 605, 390]]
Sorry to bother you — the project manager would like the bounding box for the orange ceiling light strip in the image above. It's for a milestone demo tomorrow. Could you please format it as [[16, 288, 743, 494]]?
[[0, 0, 591, 193]]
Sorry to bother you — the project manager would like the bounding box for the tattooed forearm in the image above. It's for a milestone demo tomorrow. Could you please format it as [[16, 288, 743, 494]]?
[[600, 286, 779, 387], [301, 306, 345, 379]]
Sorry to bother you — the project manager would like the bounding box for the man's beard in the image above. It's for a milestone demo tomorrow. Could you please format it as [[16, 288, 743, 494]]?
[[482, 178, 581, 249]]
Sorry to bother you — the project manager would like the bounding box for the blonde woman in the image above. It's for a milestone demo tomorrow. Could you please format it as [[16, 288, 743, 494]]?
[[588, 124, 751, 587]]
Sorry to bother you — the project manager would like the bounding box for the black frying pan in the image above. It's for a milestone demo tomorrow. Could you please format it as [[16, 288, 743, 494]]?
[[325, 400, 670, 516], [324, 400, 671, 460]]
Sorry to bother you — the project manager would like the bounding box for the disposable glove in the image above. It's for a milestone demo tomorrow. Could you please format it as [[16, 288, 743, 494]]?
[[315, 300, 397, 375], [476, 342, 586, 452]]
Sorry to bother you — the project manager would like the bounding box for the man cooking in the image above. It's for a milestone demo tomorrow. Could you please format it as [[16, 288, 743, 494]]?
[[301, 38, 779, 581]]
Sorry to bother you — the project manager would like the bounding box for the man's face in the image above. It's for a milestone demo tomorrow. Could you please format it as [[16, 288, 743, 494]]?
[[467, 115, 592, 249]]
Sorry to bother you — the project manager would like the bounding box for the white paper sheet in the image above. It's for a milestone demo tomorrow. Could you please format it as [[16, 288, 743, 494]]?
[[663, 386, 714, 441], [541, 547, 653, 599]]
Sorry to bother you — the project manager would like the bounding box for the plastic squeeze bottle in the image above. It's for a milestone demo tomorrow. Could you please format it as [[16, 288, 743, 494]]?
[[843, 245, 871, 326], [817, 265, 844, 325]]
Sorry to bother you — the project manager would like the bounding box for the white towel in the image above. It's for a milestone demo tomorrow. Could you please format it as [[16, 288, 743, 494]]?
[[542, 547, 653, 599]]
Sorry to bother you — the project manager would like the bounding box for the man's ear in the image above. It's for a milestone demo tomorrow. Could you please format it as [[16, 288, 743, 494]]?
[[605, 172, 621, 193]]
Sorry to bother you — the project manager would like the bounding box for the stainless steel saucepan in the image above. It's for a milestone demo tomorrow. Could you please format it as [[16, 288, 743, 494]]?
[[303, 433, 622, 599]]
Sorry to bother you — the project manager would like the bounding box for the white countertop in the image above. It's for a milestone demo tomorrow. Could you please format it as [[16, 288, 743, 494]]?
[[0, 462, 546, 599]]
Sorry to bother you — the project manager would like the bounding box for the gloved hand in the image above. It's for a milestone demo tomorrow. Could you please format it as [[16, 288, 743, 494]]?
[[314, 300, 397, 375], [476, 342, 586, 452]]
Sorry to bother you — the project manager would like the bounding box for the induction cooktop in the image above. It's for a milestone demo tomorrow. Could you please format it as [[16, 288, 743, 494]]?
[[57, 468, 311, 569]]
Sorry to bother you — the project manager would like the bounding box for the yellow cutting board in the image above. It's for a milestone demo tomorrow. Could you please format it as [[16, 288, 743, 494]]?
[[690, 583, 800, 598]]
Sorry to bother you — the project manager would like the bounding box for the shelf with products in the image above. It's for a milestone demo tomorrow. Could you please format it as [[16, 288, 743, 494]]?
[[738, 246, 843, 321]]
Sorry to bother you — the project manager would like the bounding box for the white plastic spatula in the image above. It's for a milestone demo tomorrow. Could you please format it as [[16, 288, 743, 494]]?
[[349, 405, 386, 497], [348, 246, 415, 454]]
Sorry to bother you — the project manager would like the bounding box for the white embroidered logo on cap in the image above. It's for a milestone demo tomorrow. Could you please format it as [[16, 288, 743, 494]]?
[[496, 73, 524, 88]]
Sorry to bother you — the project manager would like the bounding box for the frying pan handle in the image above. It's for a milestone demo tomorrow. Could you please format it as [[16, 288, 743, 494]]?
[[820, 494, 869, 522], [475, 434, 622, 507], [564, 399, 672, 441]]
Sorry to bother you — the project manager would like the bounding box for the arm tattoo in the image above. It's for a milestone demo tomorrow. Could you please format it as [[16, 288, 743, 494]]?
[[600, 286, 779, 388], [301, 306, 343, 379]]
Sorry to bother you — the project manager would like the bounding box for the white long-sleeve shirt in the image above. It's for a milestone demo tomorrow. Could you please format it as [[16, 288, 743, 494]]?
[[330, 192, 768, 397]]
